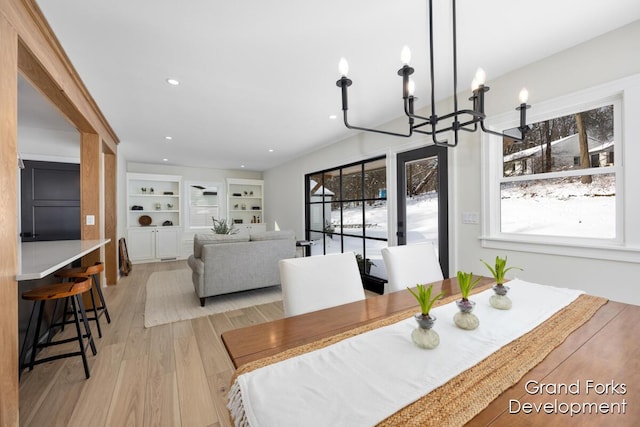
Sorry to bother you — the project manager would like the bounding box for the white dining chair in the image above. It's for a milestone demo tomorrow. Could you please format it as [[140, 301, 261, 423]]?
[[278, 252, 366, 317], [381, 243, 444, 294]]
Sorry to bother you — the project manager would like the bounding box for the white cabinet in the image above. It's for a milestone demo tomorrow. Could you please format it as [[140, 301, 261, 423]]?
[[127, 228, 180, 262], [155, 228, 180, 259], [127, 173, 182, 263], [227, 178, 265, 235]]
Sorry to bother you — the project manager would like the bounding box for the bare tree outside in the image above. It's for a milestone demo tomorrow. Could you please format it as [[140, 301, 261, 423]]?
[[575, 112, 592, 184]]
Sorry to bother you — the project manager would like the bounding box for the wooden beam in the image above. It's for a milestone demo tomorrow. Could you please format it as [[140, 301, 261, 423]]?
[[18, 40, 94, 133], [80, 133, 102, 308], [104, 151, 118, 285], [81, 132, 101, 241], [0, 13, 19, 427], [80, 132, 102, 275], [1, 0, 119, 149]]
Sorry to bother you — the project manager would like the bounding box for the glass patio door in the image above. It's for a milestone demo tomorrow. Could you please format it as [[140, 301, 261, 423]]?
[[396, 146, 449, 277]]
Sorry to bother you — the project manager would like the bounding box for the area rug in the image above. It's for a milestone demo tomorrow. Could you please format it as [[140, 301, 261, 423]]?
[[144, 269, 282, 328]]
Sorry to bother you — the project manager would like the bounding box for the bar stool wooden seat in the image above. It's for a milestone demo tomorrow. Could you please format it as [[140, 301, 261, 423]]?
[[21, 278, 97, 379], [55, 262, 111, 338]]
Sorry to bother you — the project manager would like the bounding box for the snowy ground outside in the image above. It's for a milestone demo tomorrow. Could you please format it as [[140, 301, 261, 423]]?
[[501, 174, 615, 238]]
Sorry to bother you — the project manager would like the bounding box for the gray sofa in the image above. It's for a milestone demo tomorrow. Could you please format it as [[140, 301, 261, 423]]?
[[187, 230, 296, 306]]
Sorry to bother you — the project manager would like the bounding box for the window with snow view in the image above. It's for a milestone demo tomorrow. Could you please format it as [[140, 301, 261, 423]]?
[[305, 156, 388, 279], [500, 103, 617, 239]]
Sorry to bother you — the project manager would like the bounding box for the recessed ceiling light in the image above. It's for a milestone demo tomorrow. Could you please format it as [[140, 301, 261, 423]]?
[[240, 165, 245, 168], [162, 158, 169, 162], [165, 136, 172, 140], [166, 78, 180, 86], [329, 115, 337, 120], [268, 149, 274, 153]]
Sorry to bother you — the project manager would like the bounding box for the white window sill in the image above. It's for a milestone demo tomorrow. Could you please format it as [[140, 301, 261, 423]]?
[[479, 235, 640, 263]]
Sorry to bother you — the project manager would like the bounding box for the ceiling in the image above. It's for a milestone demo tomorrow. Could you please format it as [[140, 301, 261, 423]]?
[[22, 0, 640, 171]]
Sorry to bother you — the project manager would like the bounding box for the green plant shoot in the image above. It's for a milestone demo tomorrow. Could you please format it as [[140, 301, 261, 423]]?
[[407, 284, 444, 316], [354, 253, 376, 267], [211, 217, 239, 235], [480, 256, 523, 285], [457, 271, 481, 300]]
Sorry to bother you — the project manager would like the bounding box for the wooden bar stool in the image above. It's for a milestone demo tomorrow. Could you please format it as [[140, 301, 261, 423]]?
[[20, 278, 97, 379], [55, 262, 111, 338]]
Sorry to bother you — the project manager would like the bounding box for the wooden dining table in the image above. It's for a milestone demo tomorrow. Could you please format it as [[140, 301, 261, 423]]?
[[222, 276, 640, 426]]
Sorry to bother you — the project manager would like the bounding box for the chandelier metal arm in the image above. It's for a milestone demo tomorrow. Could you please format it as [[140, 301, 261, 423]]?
[[342, 111, 413, 138], [405, 110, 432, 123], [479, 120, 526, 142], [337, 76, 413, 138], [430, 120, 450, 146], [459, 121, 479, 132]]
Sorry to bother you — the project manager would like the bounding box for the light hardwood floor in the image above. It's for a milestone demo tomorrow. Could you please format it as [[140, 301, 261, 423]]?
[[19, 260, 284, 427]]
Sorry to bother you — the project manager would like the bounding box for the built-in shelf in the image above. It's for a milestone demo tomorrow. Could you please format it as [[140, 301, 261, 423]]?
[[227, 178, 266, 235]]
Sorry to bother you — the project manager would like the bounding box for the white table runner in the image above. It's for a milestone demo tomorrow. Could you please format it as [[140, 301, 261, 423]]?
[[228, 279, 584, 427]]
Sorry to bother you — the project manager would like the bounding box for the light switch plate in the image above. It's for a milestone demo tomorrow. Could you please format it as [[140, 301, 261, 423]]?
[[462, 211, 480, 224], [86, 215, 95, 225]]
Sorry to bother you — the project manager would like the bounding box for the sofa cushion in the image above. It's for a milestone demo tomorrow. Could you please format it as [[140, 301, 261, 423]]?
[[249, 230, 295, 241], [193, 233, 249, 258]]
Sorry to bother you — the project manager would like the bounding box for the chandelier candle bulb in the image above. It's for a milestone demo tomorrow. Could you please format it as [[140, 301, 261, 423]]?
[[519, 88, 529, 104], [474, 68, 486, 86], [401, 45, 412, 65], [338, 58, 349, 77]]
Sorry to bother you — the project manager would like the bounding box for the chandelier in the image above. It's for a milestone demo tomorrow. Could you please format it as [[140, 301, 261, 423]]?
[[336, 0, 531, 147]]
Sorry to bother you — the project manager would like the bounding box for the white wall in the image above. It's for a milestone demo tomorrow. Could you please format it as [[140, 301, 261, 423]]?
[[264, 20, 640, 305]]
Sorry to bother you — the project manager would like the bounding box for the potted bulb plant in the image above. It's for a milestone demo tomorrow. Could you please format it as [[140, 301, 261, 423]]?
[[481, 256, 523, 310], [407, 284, 444, 349], [408, 284, 444, 329], [455, 271, 481, 330]]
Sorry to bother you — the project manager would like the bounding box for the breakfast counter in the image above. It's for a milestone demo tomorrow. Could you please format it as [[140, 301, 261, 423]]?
[[16, 239, 111, 281]]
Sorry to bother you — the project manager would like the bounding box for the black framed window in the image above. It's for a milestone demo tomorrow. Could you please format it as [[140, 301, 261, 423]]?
[[305, 156, 387, 282]]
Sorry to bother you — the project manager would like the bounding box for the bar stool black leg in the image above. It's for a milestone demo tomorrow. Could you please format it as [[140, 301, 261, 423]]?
[[19, 301, 40, 377], [71, 295, 91, 379], [92, 272, 111, 323], [60, 294, 70, 333], [28, 301, 45, 372], [48, 297, 71, 343], [76, 293, 97, 356], [87, 285, 103, 338]]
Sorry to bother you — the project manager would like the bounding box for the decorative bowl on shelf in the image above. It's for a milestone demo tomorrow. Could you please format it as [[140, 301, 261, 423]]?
[[138, 215, 152, 226]]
